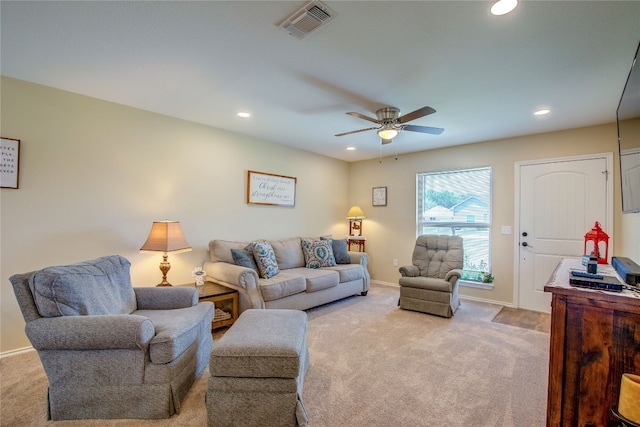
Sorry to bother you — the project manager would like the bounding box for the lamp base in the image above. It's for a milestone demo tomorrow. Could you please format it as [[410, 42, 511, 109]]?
[[612, 408, 640, 427], [156, 254, 172, 287]]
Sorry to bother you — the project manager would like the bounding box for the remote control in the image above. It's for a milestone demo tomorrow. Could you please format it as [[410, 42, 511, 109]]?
[[571, 270, 604, 280]]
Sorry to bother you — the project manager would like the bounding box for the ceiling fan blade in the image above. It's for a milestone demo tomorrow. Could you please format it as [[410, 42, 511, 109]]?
[[346, 111, 381, 124], [335, 126, 379, 137], [397, 106, 436, 124], [402, 124, 444, 135], [381, 138, 394, 145]]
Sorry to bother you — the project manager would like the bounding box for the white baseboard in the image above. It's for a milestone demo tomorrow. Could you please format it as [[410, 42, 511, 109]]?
[[372, 279, 514, 308], [371, 280, 399, 288], [0, 346, 34, 359], [459, 294, 514, 308]]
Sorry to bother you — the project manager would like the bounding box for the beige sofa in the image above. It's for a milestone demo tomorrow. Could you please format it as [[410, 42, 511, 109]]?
[[204, 237, 370, 313]]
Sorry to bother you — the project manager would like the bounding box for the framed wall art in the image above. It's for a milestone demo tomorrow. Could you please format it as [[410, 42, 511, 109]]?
[[372, 186, 387, 206], [1, 137, 20, 189], [247, 170, 296, 207]]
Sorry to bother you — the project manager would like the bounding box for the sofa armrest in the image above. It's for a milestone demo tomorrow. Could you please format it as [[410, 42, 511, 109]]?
[[399, 265, 420, 277], [349, 252, 370, 292], [203, 261, 259, 290], [445, 268, 463, 284], [204, 261, 264, 310], [26, 314, 155, 351], [134, 287, 197, 310]]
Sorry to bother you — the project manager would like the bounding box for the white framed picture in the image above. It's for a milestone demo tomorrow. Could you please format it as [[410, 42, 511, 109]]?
[[372, 186, 387, 206], [1, 137, 20, 189]]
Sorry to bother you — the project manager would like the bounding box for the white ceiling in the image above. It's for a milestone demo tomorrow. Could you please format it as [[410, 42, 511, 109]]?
[[2, 1, 639, 162]]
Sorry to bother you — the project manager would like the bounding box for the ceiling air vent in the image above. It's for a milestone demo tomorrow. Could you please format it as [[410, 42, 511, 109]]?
[[278, 1, 337, 40]]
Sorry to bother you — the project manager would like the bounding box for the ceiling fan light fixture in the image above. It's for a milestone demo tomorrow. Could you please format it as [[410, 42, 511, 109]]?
[[490, 0, 518, 16], [377, 127, 398, 140]]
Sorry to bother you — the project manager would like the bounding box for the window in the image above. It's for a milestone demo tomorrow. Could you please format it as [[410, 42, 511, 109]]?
[[416, 167, 492, 282]]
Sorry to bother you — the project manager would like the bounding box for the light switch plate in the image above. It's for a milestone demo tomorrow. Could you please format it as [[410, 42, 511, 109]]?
[[501, 226, 512, 235]]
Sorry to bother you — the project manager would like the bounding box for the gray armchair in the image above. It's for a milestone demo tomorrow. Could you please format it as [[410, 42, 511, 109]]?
[[10, 255, 214, 420], [398, 235, 463, 317]]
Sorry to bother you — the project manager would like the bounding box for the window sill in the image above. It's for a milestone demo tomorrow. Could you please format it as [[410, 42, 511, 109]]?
[[459, 279, 494, 290]]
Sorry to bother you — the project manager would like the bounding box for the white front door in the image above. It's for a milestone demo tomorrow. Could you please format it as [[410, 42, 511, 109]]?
[[516, 155, 612, 313]]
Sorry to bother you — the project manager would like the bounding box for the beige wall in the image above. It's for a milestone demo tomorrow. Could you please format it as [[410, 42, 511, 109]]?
[[0, 77, 350, 352], [2, 76, 639, 353], [348, 125, 640, 304]]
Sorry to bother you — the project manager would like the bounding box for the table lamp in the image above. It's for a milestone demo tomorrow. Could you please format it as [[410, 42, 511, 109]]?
[[140, 220, 192, 286], [615, 373, 640, 426], [346, 206, 366, 236]]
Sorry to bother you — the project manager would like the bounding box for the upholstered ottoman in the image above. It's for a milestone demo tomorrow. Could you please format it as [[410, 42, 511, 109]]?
[[206, 309, 309, 427]]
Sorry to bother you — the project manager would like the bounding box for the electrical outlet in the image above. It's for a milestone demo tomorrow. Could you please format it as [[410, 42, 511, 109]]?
[[393, 259, 398, 267]]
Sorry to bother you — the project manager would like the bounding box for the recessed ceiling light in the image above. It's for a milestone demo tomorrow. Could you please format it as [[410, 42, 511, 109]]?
[[534, 109, 551, 116], [237, 112, 251, 118], [490, 0, 518, 16], [346, 146, 356, 151]]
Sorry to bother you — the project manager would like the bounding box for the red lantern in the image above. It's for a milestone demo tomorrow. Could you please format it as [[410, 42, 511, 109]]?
[[584, 221, 609, 265]]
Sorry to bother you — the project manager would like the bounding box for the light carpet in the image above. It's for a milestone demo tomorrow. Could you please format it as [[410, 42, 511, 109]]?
[[0, 284, 549, 426]]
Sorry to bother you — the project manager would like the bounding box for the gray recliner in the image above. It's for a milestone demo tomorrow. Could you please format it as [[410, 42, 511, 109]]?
[[398, 235, 464, 317], [10, 255, 214, 420]]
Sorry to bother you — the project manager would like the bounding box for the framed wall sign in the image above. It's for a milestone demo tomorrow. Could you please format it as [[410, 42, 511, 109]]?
[[372, 186, 387, 206], [1, 137, 20, 189], [247, 170, 296, 207]]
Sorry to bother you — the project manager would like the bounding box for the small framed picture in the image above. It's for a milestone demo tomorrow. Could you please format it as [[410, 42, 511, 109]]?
[[1, 137, 20, 189], [372, 186, 387, 206]]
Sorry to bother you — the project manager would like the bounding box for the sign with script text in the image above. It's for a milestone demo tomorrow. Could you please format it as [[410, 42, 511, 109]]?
[[247, 170, 296, 207]]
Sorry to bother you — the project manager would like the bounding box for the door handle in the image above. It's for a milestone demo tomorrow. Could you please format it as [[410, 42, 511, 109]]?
[[522, 242, 533, 247]]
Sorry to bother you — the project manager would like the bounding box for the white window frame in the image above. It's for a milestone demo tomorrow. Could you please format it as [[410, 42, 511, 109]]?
[[416, 167, 493, 287]]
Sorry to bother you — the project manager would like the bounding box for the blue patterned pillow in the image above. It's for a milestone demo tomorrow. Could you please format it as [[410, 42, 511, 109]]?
[[301, 238, 336, 269], [252, 241, 280, 278]]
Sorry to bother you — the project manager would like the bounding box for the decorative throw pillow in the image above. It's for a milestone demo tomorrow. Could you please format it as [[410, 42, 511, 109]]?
[[252, 241, 280, 279], [302, 238, 336, 269], [230, 247, 259, 273], [331, 238, 351, 264]]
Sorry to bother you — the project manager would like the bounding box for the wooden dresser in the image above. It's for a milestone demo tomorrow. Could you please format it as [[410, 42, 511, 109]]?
[[544, 258, 640, 427]]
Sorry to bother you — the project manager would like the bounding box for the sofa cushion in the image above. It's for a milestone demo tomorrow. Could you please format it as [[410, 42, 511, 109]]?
[[136, 302, 214, 364], [288, 267, 338, 293], [210, 239, 250, 264], [230, 247, 259, 273], [269, 237, 305, 270], [28, 255, 137, 317], [258, 272, 306, 302], [398, 276, 453, 292], [301, 238, 336, 268], [323, 264, 364, 283], [322, 237, 351, 264], [252, 241, 280, 279]]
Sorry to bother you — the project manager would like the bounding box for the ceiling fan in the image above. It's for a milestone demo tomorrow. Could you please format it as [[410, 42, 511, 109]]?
[[335, 106, 444, 144]]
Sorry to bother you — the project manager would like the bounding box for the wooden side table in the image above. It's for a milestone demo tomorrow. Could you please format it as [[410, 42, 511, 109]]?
[[180, 282, 239, 330], [347, 236, 366, 252]]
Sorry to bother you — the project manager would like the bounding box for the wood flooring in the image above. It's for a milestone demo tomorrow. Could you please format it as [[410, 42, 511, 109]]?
[[491, 306, 551, 332]]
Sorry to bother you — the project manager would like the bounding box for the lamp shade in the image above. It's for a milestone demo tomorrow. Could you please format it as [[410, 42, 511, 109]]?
[[346, 206, 366, 219], [140, 221, 192, 253], [618, 373, 640, 423]]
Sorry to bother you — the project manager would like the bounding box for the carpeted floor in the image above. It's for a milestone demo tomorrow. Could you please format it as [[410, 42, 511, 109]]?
[[0, 284, 550, 426]]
